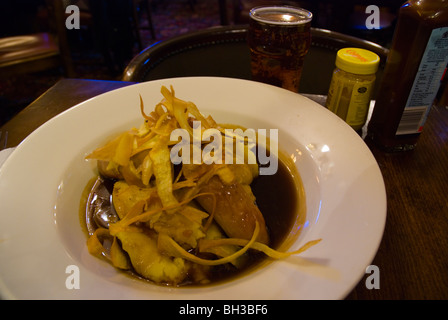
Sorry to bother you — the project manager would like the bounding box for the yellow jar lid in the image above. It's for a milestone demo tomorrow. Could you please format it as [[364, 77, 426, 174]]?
[[335, 48, 380, 75]]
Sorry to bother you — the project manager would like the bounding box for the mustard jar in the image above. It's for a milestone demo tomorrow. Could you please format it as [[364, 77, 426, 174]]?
[[326, 48, 380, 131]]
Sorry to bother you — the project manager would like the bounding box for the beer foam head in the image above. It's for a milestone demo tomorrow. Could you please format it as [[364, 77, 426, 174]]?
[[250, 6, 312, 25]]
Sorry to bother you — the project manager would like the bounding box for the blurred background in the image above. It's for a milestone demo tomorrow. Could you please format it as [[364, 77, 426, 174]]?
[[0, 0, 405, 126]]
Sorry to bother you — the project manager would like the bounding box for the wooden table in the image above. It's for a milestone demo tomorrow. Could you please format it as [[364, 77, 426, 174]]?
[[1, 78, 447, 299]]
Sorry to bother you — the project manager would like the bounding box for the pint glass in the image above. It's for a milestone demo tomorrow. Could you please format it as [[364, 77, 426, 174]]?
[[248, 6, 312, 92]]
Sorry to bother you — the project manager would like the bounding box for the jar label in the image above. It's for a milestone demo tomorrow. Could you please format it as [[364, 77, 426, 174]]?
[[345, 82, 374, 129], [397, 27, 448, 135]]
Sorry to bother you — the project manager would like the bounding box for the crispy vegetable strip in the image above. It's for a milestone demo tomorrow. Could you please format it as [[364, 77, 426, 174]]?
[[112, 131, 134, 166], [201, 222, 245, 268], [141, 152, 153, 185], [87, 227, 111, 258], [110, 190, 210, 232], [149, 140, 179, 210], [139, 95, 156, 123], [110, 236, 131, 269], [199, 238, 322, 260], [85, 130, 134, 166], [158, 221, 260, 266]]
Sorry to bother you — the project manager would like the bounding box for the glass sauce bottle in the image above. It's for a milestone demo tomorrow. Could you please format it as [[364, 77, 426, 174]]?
[[367, 0, 448, 151]]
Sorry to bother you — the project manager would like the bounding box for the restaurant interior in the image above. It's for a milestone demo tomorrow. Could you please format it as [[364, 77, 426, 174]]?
[[0, 0, 405, 126], [0, 0, 447, 301]]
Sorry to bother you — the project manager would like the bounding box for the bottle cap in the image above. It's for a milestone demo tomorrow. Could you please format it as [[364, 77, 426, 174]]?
[[335, 48, 380, 75]]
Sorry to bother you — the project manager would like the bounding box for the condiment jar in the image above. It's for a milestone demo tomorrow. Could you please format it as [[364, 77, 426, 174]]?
[[326, 48, 380, 131]]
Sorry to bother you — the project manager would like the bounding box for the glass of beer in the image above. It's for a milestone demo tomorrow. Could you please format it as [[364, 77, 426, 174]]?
[[248, 6, 312, 93]]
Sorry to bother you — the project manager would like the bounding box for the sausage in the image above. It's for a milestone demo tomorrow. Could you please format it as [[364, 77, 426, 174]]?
[[197, 176, 270, 245]]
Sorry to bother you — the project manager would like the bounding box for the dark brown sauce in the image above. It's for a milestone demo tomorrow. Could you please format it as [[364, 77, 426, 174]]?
[[252, 157, 299, 249], [82, 153, 303, 287]]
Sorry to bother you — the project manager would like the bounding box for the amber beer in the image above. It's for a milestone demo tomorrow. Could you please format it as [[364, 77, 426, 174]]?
[[248, 6, 312, 92]]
